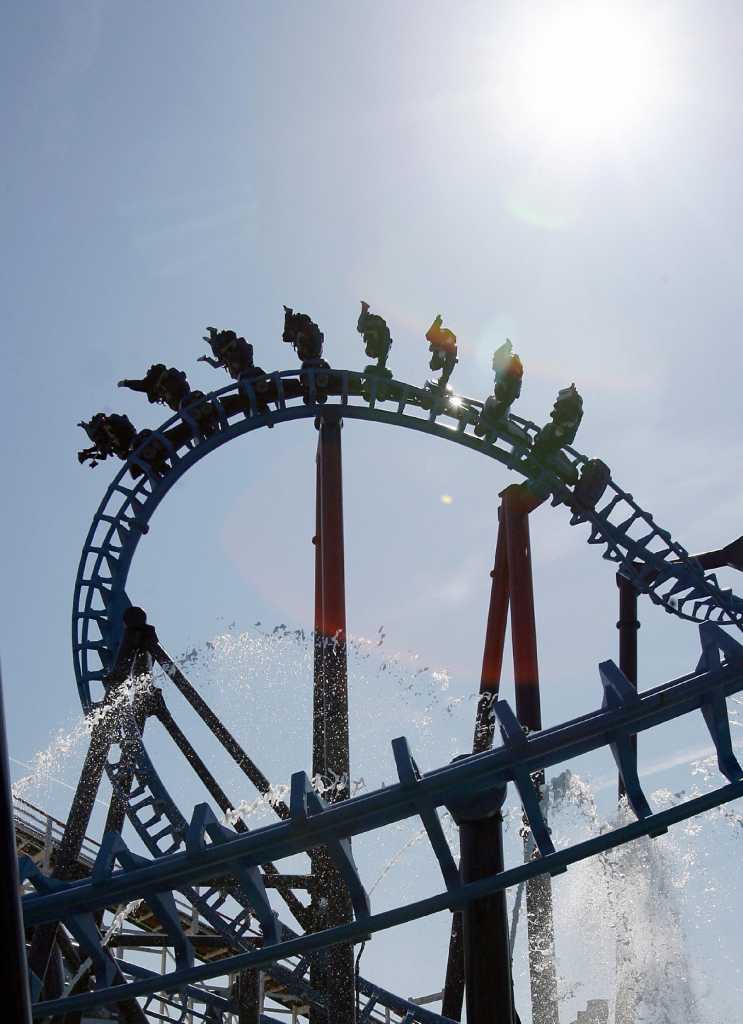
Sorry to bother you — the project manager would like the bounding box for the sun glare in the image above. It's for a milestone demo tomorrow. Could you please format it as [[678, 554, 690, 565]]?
[[504, 5, 673, 151]]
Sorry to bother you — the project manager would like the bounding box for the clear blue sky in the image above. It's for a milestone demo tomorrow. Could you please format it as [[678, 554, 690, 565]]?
[[3, 3, 743, 1020]]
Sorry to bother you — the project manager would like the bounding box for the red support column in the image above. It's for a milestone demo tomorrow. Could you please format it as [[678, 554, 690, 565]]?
[[311, 427, 328, 1024], [460, 813, 514, 1024], [311, 413, 355, 1024], [313, 437, 326, 787], [475, 515, 511, 751], [443, 509, 516, 1024], [502, 486, 542, 732], [464, 506, 517, 1024], [502, 485, 559, 1024], [316, 414, 350, 800]]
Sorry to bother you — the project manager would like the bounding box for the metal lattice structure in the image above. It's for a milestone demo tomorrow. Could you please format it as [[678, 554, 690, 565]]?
[[73, 368, 743, 708], [17, 360, 743, 1023]]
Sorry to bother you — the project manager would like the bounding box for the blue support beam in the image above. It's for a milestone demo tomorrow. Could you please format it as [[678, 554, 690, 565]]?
[[27, 642, 743, 930], [495, 701, 559, 863], [392, 737, 460, 893], [186, 803, 280, 947], [23, 634, 743, 1020], [28, 775, 743, 1020], [598, 660, 663, 831], [289, 771, 370, 927]]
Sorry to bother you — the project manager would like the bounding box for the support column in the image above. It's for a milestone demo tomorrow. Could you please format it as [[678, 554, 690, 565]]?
[[314, 414, 350, 800], [441, 913, 465, 1022], [313, 442, 326, 791], [503, 485, 559, 1024], [614, 573, 640, 1024], [443, 510, 515, 1024], [47, 607, 153, 883], [28, 609, 152, 1021], [236, 968, 261, 1024], [311, 413, 355, 1024], [474, 516, 510, 753], [460, 809, 514, 1024], [616, 574, 639, 801], [0, 669, 33, 1024], [27, 697, 114, 994]]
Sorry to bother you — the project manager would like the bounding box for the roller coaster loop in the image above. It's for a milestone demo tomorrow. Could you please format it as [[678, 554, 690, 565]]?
[[75, 367, 743, 709], [25, 363, 742, 1023]]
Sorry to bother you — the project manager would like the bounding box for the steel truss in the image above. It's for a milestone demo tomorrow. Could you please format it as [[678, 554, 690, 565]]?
[[75, 368, 743, 711], [19, 366, 743, 1022], [24, 620, 743, 1018]]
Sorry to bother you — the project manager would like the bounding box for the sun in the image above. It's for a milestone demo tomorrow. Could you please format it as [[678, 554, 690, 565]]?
[[501, 3, 675, 153]]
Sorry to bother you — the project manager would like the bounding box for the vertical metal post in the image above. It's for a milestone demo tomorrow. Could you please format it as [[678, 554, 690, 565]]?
[[465, 509, 515, 1024], [441, 915, 465, 1022], [310, 412, 355, 1024], [614, 572, 640, 1024], [315, 413, 350, 801], [460, 811, 514, 1024], [474, 514, 510, 753], [503, 485, 559, 1024], [313, 440, 326, 790], [311, 422, 329, 1024], [236, 968, 260, 1024], [0, 667, 33, 1024], [160, 946, 167, 1018], [42, 812, 53, 874], [616, 573, 639, 800], [503, 486, 541, 728], [445, 510, 516, 1024]]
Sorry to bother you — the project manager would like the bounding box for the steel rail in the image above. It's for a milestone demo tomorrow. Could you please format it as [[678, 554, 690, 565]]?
[[29, 774, 743, 1019], [74, 368, 743, 709], [25, 642, 743, 927]]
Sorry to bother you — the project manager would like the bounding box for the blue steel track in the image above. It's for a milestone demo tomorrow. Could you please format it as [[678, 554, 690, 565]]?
[[25, 367, 743, 1021]]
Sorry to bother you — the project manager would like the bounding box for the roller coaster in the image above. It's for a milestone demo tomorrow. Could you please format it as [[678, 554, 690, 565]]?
[[9, 311, 743, 1024]]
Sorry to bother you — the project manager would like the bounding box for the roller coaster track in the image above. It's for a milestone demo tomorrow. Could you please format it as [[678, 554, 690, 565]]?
[[74, 367, 743, 708], [41, 365, 743, 1022], [25, 621, 743, 1018], [13, 799, 439, 1024]]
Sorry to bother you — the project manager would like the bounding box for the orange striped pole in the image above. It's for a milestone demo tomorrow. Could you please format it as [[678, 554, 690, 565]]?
[[311, 412, 354, 1024], [502, 485, 558, 1024]]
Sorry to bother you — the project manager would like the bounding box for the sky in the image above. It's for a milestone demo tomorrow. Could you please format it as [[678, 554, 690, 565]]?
[[3, 2, 743, 1021]]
